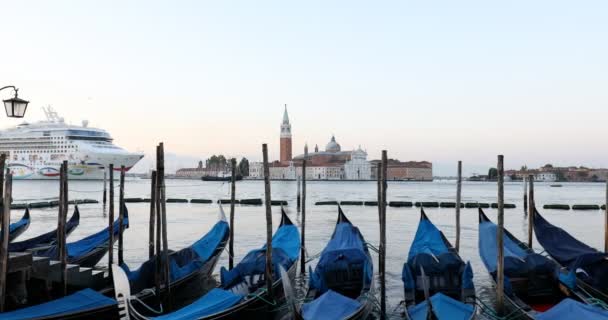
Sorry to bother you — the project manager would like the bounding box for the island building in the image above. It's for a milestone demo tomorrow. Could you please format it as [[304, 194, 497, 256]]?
[[176, 160, 234, 179], [505, 164, 608, 182], [247, 107, 432, 181]]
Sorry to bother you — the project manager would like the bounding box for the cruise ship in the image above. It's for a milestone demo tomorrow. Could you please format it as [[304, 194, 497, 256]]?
[[0, 107, 144, 180]]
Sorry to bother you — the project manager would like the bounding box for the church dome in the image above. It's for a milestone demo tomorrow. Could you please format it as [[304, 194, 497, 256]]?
[[325, 135, 341, 153]]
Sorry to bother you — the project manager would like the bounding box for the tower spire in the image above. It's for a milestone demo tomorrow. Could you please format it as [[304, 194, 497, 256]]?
[[280, 104, 293, 163], [282, 104, 289, 124]]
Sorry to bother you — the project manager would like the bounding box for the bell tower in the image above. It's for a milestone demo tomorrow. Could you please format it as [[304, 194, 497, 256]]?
[[280, 104, 292, 163]]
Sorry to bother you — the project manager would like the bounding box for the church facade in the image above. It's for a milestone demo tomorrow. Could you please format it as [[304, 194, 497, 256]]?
[[249, 107, 429, 181]]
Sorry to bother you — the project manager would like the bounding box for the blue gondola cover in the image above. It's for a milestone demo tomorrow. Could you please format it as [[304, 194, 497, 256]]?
[[301, 290, 361, 320], [37, 212, 128, 260], [535, 298, 608, 320], [407, 293, 475, 320], [220, 222, 300, 288], [533, 210, 602, 268], [407, 216, 449, 260], [123, 219, 229, 292], [462, 262, 474, 290], [309, 221, 372, 294], [152, 288, 242, 320], [0, 289, 115, 320]]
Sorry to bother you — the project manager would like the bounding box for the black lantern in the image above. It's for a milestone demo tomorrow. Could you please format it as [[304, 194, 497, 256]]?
[[1, 87, 29, 118]]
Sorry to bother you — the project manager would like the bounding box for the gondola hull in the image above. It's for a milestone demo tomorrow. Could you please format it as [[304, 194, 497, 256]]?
[[201, 260, 297, 320], [7, 210, 31, 242], [127, 236, 229, 315]]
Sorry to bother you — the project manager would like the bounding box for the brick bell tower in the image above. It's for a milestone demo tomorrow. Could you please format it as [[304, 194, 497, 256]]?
[[280, 104, 292, 163]]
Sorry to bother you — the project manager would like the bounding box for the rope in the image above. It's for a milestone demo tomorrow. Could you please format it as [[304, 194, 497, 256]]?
[[127, 289, 164, 318], [366, 242, 380, 254], [476, 297, 525, 320], [245, 287, 278, 306]]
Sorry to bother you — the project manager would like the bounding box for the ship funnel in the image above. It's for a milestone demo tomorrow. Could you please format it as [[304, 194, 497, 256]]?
[[82, 120, 89, 127]]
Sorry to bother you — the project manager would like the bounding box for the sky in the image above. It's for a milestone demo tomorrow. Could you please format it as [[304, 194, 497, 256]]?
[[1, 1, 607, 175]]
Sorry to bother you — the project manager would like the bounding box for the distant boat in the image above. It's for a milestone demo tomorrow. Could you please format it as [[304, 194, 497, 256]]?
[[201, 174, 243, 182], [551, 184, 563, 187]]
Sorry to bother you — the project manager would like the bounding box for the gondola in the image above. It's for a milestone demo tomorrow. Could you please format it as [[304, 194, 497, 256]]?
[[30, 205, 129, 267], [122, 206, 300, 320], [478, 208, 608, 319], [533, 209, 608, 302], [402, 209, 476, 319], [122, 205, 230, 313], [201, 175, 243, 182], [9, 206, 80, 252], [2, 209, 31, 242], [283, 206, 374, 320]]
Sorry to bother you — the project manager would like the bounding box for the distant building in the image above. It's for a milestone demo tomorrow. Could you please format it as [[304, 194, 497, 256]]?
[[176, 161, 207, 178], [534, 172, 557, 182], [370, 160, 433, 181]]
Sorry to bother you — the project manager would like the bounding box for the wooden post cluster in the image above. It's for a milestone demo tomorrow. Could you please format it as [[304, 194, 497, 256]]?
[[118, 166, 126, 266], [229, 158, 237, 270], [379, 151, 388, 320], [58, 161, 68, 295], [149, 171, 157, 260], [496, 155, 505, 315], [300, 154, 307, 274], [0, 155, 8, 311], [455, 161, 462, 252], [528, 174, 535, 248], [108, 164, 115, 271], [262, 144, 274, 298]]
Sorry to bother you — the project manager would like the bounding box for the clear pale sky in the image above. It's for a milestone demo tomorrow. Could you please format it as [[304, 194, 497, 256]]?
[[1, 1, 607, 175]]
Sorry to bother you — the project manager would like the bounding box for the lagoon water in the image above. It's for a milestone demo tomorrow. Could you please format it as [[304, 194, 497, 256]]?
[[10, 179, 608, 318]]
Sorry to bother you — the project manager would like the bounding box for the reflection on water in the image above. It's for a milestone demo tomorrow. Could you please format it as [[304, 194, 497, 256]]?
[[9, 179, 608, 319]]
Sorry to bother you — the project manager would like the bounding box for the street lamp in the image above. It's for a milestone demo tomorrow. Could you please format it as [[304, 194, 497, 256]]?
[[1, 86, 29, 118]]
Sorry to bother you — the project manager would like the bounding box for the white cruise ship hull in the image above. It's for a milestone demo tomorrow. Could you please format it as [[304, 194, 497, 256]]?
[[7, 153, 143, 180]]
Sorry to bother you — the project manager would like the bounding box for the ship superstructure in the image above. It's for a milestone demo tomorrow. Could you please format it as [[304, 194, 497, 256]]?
[[0, 107, 143, 179]]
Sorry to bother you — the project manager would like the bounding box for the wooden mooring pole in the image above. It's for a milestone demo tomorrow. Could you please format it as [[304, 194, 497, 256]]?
[[157, 143, 170, 307], [455, 160, 462, 252], [0, 155, 9, 311], [229, 158, 236, 270], [262, 144, 274, 298], [523, 175, 528, 215], [103, 168, 107, 206], [300, 157, 307, 274], [118, 166, 125, 266], [154, 160, 163, 303], [496, 155, 505, 315], [377, 164, 382, 222], [380, 150, 387, 320], [296, 174, 301, 213], [149, 171, 157, 260], [59, 161, 68, 295], [605, 180, 608, 252], [108, 164, 115, 272], [528, 174, 535, 248]]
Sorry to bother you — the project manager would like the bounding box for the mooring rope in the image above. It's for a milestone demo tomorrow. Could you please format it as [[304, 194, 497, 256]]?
[[476, 298, 525, 320]]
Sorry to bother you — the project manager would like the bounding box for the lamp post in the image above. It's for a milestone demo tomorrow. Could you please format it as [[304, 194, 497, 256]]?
[[0, 86, 29, 118]]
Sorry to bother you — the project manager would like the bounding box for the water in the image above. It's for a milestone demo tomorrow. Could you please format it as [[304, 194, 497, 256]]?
[[10, 179, 608, 318]]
